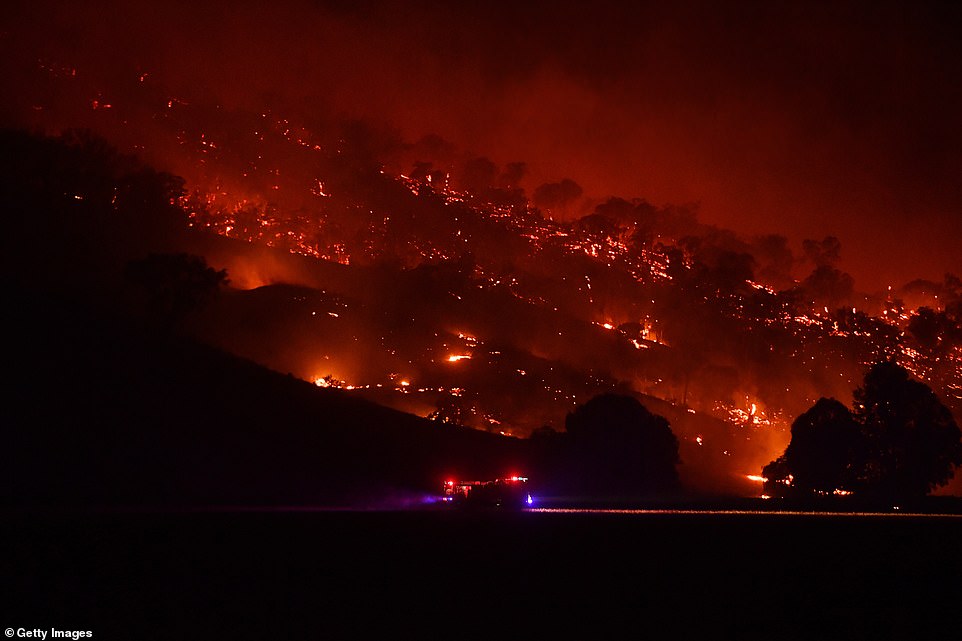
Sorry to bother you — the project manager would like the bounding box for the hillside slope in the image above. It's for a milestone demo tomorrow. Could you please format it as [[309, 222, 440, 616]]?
[[5, 287, 524, 507]]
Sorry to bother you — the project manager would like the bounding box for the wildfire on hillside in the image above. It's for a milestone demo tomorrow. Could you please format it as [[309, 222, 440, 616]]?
[[4, 45, 960, 497]]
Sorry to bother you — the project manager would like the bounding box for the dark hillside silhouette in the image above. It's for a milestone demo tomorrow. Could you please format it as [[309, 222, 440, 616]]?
[[5, 286, 524, 507], [1, 128, 189, 295], [124, 252, 229, 333]]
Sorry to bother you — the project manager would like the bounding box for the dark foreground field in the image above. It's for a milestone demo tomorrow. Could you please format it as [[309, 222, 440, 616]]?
[[4, 509, 961, 640]]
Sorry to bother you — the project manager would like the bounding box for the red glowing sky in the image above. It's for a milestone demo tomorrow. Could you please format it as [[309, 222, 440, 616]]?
[[4, 0, 961, 290]]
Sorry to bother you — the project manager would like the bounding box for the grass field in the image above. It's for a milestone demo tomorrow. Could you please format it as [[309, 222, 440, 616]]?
[[4, 509, 961, 640]]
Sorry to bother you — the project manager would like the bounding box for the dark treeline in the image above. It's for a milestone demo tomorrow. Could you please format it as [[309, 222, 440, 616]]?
[[764, 362, 962, 501]]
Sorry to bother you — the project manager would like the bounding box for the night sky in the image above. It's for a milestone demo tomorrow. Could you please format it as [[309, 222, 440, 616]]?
[[3, 0, 961, 289]]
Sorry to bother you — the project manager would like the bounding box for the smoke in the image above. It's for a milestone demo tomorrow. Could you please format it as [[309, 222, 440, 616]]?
[[5, 0, 960, 290]]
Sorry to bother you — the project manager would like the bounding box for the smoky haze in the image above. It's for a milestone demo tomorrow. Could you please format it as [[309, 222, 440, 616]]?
[[4, 0, 961, 291]]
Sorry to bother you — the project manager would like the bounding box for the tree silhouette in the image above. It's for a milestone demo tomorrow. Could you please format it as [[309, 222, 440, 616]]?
[[854, 361, 962, 498], [459, 156, 498, 194], [802, 235, 842, 268], [763, 362, 962, 499], [2, 128, 187, 279], [696, 248, 756, 294], [125, 253, 229, 332], [752, 234, 795, 291], [497, 161, 527, 190], [764, 398, 862, 496], [799, 265, 855, 309], [761, 456, 792, 498], [908, 307, 961, 353], [560, 393, 680, 496], [532, 178, 582, 213]]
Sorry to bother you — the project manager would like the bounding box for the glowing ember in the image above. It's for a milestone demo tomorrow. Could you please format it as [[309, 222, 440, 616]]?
[[314, 375, 346, 389], [447, 354, 472, 362], [746, 475, 768, 483]]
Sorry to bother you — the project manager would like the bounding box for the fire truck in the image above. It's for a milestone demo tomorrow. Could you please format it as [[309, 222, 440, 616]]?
[[441, 476, 533, 509]]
